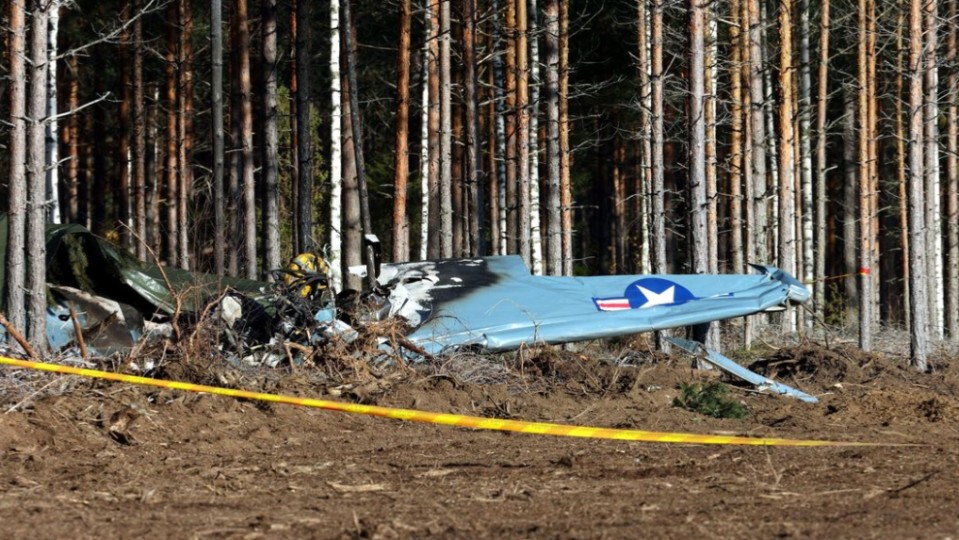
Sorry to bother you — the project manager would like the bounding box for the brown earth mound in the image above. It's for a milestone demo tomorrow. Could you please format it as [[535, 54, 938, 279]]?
[[1, 341, 958, 538]]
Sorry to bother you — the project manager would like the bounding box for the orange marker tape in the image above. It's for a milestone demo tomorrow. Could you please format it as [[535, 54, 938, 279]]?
[[0, 356, 896, 447]]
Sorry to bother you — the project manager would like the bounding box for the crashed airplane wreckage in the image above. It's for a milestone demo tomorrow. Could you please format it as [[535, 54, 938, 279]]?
[[0, 215, 815, 401]]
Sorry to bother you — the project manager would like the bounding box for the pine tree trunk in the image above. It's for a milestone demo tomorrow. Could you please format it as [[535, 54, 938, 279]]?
[[689, 0, 707, 275], [66, 55, 80, 224], [439, 0, 453, 257], [546, 0, 561, 275], [729, 0, 744, 275], [908, 0, 929, 368], [637, 0, 652, 274], [146, 84, 160, 254], [212, 0, 225, 274], [133, 0, 146, 260], [925, 0, 944, 339], [296, 0, 314, 255], [858, 0, 873, 350], [505, 0, 518, 256], [843, 88, 859, 319], [164, 3, 178, 267], [262, 0, 280, 275], [814, 0, 830, 321], [747, 0, 767, 266], [896, 0, 911, 329], [463, 0, 484, 257], [799, 0, 814, 326], [26, 0, 49, 349], [779, 0, 797, 332], [427, 0, 441, 258], [946, 0, 959, 339], [5, 0, 27, 336], [341, 35, 362, 289], [516, 0, 532, 267], [178, 0, 193, 269], [704, 0, 718, 276], [559, 0, 571, 276], [119, 18, 132, 247], [237, 0, 255, 278], [392, 0, 412, 262], [493, 0, 508, 255]]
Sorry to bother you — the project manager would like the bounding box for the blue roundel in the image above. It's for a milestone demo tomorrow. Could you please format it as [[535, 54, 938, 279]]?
[[623, 278, 697, 309]]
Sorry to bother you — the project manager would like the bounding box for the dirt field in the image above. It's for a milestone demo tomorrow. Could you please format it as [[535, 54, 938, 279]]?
[[2, 340, 959, 539]]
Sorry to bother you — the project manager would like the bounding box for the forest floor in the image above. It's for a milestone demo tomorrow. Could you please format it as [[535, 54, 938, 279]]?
[[1, 335, 958, 539]]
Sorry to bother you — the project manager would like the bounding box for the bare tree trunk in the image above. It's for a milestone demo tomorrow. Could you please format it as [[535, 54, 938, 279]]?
[[842, 87, 858, 320], [729, 0, 744, 275], [119, 17, 132, 247], [546, 0, 561, 275], [505, 0, 518, 255], [164, 3, 178, 267], [493, 0, 508, 255], [439, 0, 453, 257], [559, 0, 571, 275], [908, 0, 929, 369], [896, 0, 911, 329], [341, 29, 361, 289], [427, 0, 441, 258], [637, 0, 652, 274], [262, 0, 280, 275], [393, 0, 412, 262], [704, 0, 718, 276], [857, 0, 872, 350], [464, 0, 484, 257], [236, 0, 255, 278], [529, 0, 543, 274], [329, 0, 342, 286], [66, 55, 80, 224], [146, 84, 160, 254], [947, 0, 959, 339], [779, 0, 797, 332], [296, 0, 314, 255], [761, 0, 779, 260], [46, 1, 61, 225], [133, 0, 146, 260], [925, 0, 943, 340], [26, 0, 49, 349], [516, 0, 531, 267], [420, 11, 431, 260], [5, 0, 27, 336], [799, 0, 814, 327], [689, 0, 707, 276], [212, 0, 225, 274], [747, 0, 767, 267], [178, 0, 193, 270], [814, 0, 830, 320]]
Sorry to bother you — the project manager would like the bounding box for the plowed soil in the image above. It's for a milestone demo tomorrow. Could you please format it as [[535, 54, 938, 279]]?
[[2, 341, 959, 539]]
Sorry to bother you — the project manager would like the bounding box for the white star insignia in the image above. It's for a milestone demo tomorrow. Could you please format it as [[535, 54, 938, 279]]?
[[636, 285, 675, 308]]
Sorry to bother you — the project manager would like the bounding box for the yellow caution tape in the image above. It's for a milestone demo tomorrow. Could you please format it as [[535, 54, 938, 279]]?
[[0, 355, 894, 447]]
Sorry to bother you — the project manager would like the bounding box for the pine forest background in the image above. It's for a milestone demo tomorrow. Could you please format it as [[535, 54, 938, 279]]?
[[1, 0, 957, 368]]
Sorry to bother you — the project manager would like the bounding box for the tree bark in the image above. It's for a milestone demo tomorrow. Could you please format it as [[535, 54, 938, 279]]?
[[546, 0, 561, 275], [779, 0, 797, 332], [925, 0, 943, 339], [261, 0, 280, 275], [439, 0, 453, 257], [212, 0, 225, 274], [529, 0, 543, 273], [908, 0, 929, 368], [164, 2, 178, 267], [329, 0, 343, 287], [392, 0, 412, 262], [814, 0, 830, 320], [799, 0, 814, 326], [46, 1, 61, 225], [427, 0, 441, 258], [947, 0, 959, 339], [26, 0, 49, 349], [178, 0, 193, 270], [133, 0, 146, 260], [729, 0, 744, 275], [858, 0, 872, 350], [236, 0, 255, 278], [463, 0, 484, 257], [747, 0, 767, 266], [296, 0, 314, 255], [5, 0, 27, 336], [516, 0, 532, 266]]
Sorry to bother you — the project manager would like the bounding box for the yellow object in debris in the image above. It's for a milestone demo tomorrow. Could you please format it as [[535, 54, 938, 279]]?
[[283, 253, 330, 297]]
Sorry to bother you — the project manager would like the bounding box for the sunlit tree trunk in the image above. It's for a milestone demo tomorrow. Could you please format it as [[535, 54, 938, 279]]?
[[779, 0, 797, 332], [427, 0, 441, 258], [164, 2, 178, 267], [45, 1, 61, 225], [761, 0, 779, 260], [546, 0, 561, 275], [237, 0, 255, 278], [464, 0, 484, 256], [559, 0, 571, 275], [637, 0, 652, 274], [26, 0, 49, 349], [529, 0, 543, 274], [420, 10, 430, 260], [747, 0, 766, 267], [925, 0, 943, 340], [439, 0, 453, 257], [814, 0, 830, 320], [5, 0, 27, 337], [392, 0, 412, 262], [704, 0, 718, 276], [799, 0, 814, 327], [908, 0, 929, 369], [857, 0, 872, 350], [729, 0, 744, 275], [329, 0, 342, 286], [178, 0, 193, 270], [516, 0, 531, 267], [947, 0, 959, 339]]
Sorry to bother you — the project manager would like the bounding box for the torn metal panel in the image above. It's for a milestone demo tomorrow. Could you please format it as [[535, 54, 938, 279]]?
[[378, 256, 811, 356], [46, 286, 144, 355], [667, 337, 819, 403]]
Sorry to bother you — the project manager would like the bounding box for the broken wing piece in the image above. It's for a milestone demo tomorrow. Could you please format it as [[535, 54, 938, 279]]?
[[378, 256, 811, 357], [666, 337, 819, 403]]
